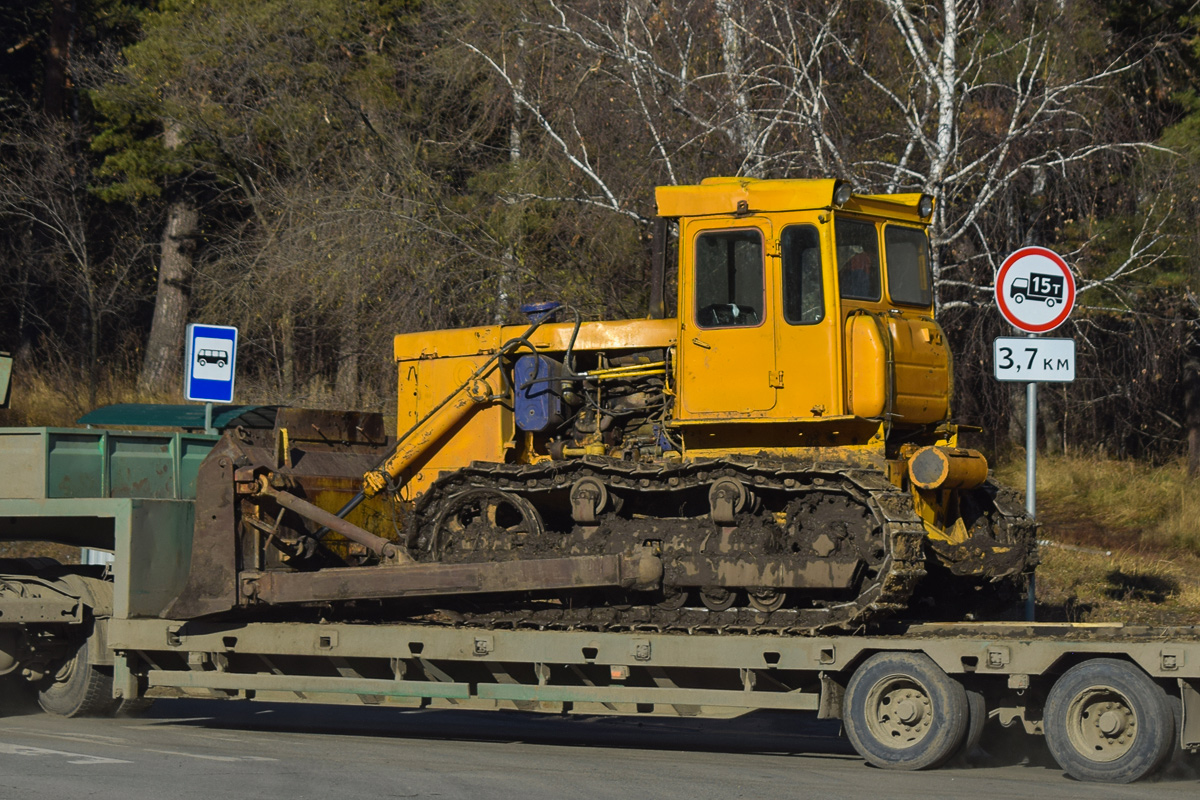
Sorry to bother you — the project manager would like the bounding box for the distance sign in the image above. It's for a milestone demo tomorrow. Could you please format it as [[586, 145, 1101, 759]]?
[[993, 337, 1075, 383]]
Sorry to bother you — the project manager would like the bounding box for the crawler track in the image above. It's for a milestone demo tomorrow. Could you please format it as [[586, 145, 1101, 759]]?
[[409, 457, 934, 634]]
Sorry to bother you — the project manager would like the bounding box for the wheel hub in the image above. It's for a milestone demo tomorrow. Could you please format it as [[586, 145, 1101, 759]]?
[[1098, 708, 1128, 737], [1067, 689, 1137, 762], [866, 679, 933, 746], [895, 698, 925, 725]]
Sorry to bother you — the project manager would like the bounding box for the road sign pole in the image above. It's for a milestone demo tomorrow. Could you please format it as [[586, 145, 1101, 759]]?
[[1025, 360, 1037, 622], [204, 402, 215, 435]]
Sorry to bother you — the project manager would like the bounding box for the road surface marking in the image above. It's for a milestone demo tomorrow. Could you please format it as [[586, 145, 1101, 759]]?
[[8, 729, 130, 747], [0, 741, 131, 765], [145, 749, 278, 762]]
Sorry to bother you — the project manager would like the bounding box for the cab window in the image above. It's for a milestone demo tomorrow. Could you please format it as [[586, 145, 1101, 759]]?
[[884, 225, 933, 307], [694, 229, 764, 328], [835, 218, 881, 302], [781, 225, 824, 324]]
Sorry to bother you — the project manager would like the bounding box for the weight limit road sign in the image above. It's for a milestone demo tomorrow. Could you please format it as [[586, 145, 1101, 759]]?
[[994, 246, 1076, 333], [184, 323, 238, 403]]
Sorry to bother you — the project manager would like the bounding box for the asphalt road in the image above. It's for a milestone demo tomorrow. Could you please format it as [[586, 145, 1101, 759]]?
[[0, 697, 1196, 800]]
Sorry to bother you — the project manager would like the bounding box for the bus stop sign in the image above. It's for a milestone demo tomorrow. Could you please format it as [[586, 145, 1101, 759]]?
[[994, 246, 1076, 333], [184, 323, 238, 403]]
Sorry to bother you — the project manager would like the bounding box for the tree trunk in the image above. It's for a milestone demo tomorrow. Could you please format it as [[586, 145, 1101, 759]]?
[[280, 307, 296, 397], [1184, 348, 1200, 478], [495, 34, 525, 325], [43, 0, 73, 118], [715, 0, 761, 175], [138, 197, 199, 395]]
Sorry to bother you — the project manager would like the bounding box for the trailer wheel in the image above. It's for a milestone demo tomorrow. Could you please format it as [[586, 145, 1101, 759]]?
[[843, 652, 969, 770], [36, 633, 115, 718], [949, 688, 987, 764], [1044, 658, 1175, 783], [113, 696, 155, 717]]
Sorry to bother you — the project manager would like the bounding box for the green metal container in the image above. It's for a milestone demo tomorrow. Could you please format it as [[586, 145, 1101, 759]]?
[[0, 428, 220, 501]]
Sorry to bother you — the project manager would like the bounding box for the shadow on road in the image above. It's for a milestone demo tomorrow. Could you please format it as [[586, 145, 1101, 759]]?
[[128, 697, 859, 760]]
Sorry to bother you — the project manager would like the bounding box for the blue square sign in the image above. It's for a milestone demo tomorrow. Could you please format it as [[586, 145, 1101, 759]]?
[[184, 323, 238, 403]]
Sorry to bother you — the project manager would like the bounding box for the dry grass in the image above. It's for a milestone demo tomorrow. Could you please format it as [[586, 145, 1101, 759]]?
[[995, 453, 1200, 625], [1033, 545, 1200, 625], [0, 362, 396, 432], [0, 364, 177, 429], [994, 453, 1200, 554]]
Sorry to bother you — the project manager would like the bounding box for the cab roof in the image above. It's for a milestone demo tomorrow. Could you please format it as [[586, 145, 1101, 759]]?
[[655, 177, 931, 223]]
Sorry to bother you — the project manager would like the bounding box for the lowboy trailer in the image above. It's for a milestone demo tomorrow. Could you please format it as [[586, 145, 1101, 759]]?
[[0, 422, 1196, 784]]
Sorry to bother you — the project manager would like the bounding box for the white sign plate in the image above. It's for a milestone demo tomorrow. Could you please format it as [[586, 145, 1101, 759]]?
[[994, 246, 1076, 333], [993, 337, 1075, 382], [184, 323, 238, 403]]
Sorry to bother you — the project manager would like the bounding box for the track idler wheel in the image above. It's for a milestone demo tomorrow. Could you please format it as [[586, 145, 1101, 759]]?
[[656, 586, 690, 610], [569, 477, 609, 525], [699, 586, 737, 611], [708, 478, 752, 525], [748, 588, 786, 613]]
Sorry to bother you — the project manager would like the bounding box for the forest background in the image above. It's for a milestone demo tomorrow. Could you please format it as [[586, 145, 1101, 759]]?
[[2, 0, 1200, 469]]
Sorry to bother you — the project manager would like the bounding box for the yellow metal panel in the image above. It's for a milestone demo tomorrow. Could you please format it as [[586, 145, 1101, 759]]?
[[522, 319, 676, 351], [394, 354, 509, 501], [772, 215, 841, 419], [843, 194, 931, 224], [656, 178, 840, 218], [675, 218, 777, 417], [394, 326, 501, 361], [676, 419, 886, 464], [888, 315, 950, 424], [845, 316, 886, 418], [394, 320, 676, 362], [656, 180, 931, 221]]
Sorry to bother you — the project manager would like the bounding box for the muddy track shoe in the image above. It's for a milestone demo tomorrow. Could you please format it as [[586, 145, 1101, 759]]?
[[410, 458, 930, 635]]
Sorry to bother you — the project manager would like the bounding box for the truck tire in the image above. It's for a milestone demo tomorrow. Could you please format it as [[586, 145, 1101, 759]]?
[[843, 652, 969, 770], [1043, 658, 1175, 783], [36, 633, 115, 718], [113, 697, 155, 717], [948, 688, 987, 764]]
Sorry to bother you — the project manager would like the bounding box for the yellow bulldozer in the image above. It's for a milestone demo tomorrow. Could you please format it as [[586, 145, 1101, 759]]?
[[166, 177, 1036, 634]]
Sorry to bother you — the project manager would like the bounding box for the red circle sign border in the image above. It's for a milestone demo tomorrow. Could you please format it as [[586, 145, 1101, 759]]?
[[994, 246, 1076, 333]]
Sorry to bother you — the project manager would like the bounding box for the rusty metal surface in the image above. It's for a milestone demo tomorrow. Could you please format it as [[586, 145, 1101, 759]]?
[[251, 477, 404, 562], [243, 553, 656, 605], [274, 408, 386, 446], [162, 417, 396, 619], [163, 437, 242, 619], [0, 573, 82, 623]]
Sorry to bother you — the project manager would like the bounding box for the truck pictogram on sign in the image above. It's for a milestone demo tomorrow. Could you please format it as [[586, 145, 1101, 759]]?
[[1010, 272, 1064, 307]]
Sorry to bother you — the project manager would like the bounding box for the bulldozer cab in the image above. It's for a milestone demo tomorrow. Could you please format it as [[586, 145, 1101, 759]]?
[[658, 178, 947, 432]]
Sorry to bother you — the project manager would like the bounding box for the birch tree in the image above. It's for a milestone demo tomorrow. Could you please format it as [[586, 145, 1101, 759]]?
[[461, 0, 1165, 308], [849, 0, 1168, 310]]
